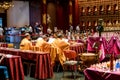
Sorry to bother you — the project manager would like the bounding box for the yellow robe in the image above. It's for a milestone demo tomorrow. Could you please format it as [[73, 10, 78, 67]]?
[[20, 38, 32, 50], [36, 39, 51, 52], [51, 38, 70, 65]]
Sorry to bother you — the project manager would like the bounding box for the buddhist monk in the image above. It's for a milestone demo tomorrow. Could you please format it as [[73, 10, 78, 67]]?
[[51, 34, 70, 65], [20, 33, 32, 50], [36, 35, 51, 52]]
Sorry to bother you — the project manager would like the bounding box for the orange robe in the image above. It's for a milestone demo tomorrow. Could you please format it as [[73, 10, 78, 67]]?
[[51, 38, 70, 65], [20, 38, 32, 50], [36, 38, 51, 52]]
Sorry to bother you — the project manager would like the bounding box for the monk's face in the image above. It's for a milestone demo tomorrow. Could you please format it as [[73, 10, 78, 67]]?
[[26, 35, 31, 40]]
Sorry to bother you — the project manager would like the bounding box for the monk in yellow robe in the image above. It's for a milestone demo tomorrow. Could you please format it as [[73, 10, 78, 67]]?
[[20, 33, 32, 50], [51, 34, 70, 65], [36, 35, 51, 52]]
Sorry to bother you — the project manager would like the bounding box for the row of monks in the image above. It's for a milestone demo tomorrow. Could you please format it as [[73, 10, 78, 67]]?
[[20, 33, 71, 65]]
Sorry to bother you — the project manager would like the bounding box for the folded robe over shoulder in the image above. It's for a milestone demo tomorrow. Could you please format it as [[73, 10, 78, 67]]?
[[51, 38, 70, 65], [20, 38, 32, 50], [36, 38, 51, 52]]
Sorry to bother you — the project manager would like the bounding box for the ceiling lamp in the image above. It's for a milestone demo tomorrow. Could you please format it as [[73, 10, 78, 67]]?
[[0, 1, 14, 10]]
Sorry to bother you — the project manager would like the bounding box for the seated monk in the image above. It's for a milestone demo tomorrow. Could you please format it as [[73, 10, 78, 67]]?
[[51, 34, 70, 65], [20, 33, 32, 50], [36, 35, 51, 52]]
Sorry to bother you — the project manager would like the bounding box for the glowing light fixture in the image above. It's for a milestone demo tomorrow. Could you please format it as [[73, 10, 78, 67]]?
[[0, 1, 14, 10]]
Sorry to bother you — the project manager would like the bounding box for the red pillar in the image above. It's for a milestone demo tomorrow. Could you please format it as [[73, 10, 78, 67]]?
[[56, 1, 69, 31], [56, 2, 64, 30], [69, 0, 73, 25], [42, 0, 47, 33], [74, 0, 79, 26]]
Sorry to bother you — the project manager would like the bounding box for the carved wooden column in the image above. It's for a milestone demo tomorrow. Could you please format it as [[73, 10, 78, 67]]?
[[42, 0, 47, 33], [69, 0, 73, 25]]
